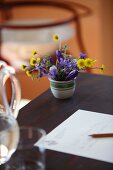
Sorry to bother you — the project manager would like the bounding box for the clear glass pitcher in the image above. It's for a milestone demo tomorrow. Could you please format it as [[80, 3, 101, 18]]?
[[0, 61, 21, 165], [0, 60, 21, 119], [0, 113, 20, 165]]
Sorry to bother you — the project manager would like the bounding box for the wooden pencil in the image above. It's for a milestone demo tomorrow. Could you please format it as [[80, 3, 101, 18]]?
[[89, 133, 113, 138]]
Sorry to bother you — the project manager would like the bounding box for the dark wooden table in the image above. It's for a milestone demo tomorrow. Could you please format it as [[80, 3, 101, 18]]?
[[18, 72, 113, 170]]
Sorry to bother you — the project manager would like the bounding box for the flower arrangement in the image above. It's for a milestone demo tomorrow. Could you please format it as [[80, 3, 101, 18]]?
[[21, 34, 105, 81]]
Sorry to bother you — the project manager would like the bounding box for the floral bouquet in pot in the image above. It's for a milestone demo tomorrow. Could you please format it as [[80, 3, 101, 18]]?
[[21, 34, 105, 99]]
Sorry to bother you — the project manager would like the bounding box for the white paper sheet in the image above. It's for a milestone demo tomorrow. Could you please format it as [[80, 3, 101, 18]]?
[[37, 109, 113, 163]]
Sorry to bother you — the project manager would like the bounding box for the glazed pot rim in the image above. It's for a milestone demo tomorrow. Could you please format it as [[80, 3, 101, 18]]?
[[48, 77, 76, 83]]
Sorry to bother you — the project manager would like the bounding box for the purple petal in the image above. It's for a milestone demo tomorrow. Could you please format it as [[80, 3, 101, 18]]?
[[80, 52, 87, 59], [56, 50, 64, 62], [65, 70, 78, 80]]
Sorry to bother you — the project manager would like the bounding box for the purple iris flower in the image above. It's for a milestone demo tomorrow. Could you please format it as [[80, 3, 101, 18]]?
[[56, 50, 64, 63], [49, 65, 58, 79], [39, 71, 43, 77], [59, 58, 64, 65], [65, 70, 78, 80], [49, 57, 54, 64], [80, 52, 87, 59], [63, 59, 69, 66], [70, 60, 77, 70], [34, 63, 40, 70]]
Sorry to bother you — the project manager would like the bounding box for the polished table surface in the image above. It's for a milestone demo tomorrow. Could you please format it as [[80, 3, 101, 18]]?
[[18, 72, 113, 170]]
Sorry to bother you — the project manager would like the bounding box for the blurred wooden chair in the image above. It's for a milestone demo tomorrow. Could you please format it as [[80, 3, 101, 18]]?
[[0, 0, 92, 64], [0, 0, 92, 100]]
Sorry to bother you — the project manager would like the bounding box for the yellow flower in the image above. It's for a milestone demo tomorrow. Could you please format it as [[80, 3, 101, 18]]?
[[32, 49, 37, 56], [26, 70, 32, 77], [53, 34, 59, 42], [21, 64, 26, 71], [77, 59, 85, 69], [85, 58, 96, 68], [100, 64, 106, 73], [30, 57, 37, 66], [36, 57, 41, 63]]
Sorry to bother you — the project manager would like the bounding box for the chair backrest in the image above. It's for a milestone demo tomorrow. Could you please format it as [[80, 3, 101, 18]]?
[[0, 0, 92, 68]]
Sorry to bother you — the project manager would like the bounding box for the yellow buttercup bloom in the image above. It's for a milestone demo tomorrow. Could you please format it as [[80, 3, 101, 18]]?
[[21, 64, 26, 71], [36, 57, 41, 63], [32, 49, 37, 56], [77, 59, 85, 69], [101, 64, 106, 73], [30, 57, 37, 66], [85, 58, 95, 68], [53, 34, 59, 42], [26, 70, 32, 77]]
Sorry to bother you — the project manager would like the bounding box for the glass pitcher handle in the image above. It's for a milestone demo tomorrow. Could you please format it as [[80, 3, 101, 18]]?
[[0, 63, 21, 118]]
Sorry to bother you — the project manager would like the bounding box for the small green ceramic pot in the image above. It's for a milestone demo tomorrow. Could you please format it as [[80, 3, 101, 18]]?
[[49, 78, 76, 99]]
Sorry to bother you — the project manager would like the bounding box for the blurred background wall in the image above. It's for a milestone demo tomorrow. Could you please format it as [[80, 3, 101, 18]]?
[[73, 0, 113, 76], [0, 0, 113, 100]]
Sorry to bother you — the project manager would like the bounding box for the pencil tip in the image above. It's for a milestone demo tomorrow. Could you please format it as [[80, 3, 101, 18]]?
[[88, 134, 92, 137]]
